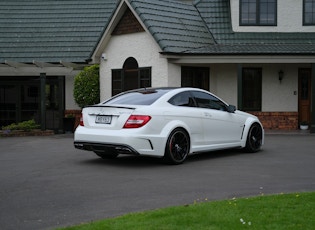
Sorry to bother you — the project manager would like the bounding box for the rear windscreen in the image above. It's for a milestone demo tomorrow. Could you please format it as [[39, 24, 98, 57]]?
[[104, 89, 171, 105]]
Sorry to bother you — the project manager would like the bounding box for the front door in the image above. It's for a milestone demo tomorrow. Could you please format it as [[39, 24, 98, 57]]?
[[298, 69, 312, 126]]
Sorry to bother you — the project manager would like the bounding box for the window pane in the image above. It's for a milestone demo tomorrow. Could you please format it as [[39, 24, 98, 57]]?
[[181, 67, 209, 90], [241, 0, 257, 25], [304, 0, 315, 25], [242, 68, 262, 111], [106, 89, 171, 105], [259, 0, 276, 24], [168, 92, 195, 107], [241, 0, 276, 25]]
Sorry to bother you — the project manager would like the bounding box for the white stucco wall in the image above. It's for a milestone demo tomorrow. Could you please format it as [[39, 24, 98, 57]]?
[[210, 64, 238, 106], [230, 0, 315, 32], [261, 64, 298, 112], [209, 64, 299, 112], [65, 74, 80, 110], [100, 32, 171, 100], [98, 32, 304, 113]]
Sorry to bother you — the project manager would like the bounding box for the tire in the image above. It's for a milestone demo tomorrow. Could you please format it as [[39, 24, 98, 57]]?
[[94, 151, 118, 159], [245, 123, 263, 153], [164, 128, 190, 164]]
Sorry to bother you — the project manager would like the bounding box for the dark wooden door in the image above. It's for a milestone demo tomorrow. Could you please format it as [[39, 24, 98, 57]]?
[[298, 69, 311, 125]]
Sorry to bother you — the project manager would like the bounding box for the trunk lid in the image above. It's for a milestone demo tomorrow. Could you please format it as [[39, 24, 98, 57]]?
[[82, 105, 136, 130]]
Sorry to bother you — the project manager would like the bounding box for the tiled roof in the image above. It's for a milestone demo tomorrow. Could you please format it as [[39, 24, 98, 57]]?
[[192, 0, 315, 54], [1, 0, 314, 63], [128, 0, 215, 53], [0, 0, 117, 63], [129, 0, 315, 55]]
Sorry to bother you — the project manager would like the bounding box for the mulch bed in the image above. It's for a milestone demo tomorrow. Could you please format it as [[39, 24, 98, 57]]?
[[0, 129, 54, 137]]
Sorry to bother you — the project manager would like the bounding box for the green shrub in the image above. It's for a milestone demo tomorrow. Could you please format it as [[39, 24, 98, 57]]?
[[2, 119, 40, 132], [73, 64, 100, 108]]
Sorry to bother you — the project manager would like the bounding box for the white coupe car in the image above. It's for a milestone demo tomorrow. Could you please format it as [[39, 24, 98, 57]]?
[[74, 87, 264, 164]]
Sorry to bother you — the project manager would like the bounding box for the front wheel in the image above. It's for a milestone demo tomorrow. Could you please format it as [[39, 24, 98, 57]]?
[[245, 123, 263, 153], [164, 128, 190, 165]]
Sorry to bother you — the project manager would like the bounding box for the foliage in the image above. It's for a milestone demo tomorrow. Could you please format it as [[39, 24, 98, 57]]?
[[73, 64, 100, 108], [2, 119, 40, 132], [59, 192, 315, 230]]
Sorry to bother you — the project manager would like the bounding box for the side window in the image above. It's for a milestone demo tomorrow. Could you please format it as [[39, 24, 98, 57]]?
[[192, 91, 227, 111], [304, 0, 315, 25], [168, 92, 196, 107], [240, 0, 277, 26]]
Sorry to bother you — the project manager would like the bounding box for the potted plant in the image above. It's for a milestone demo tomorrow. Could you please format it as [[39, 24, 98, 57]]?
[[300, 121, 309, 130], [63, 114, 75, 133]]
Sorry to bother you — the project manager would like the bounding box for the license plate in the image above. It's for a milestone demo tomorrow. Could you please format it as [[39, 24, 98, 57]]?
[[95, 115, 112, 124]]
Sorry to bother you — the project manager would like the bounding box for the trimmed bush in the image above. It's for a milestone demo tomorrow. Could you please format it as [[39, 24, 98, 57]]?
[[73, 64, 100, 108]]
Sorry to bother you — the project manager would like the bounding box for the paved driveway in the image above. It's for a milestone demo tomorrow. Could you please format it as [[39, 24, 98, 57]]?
[[0, 134, 315, 230]]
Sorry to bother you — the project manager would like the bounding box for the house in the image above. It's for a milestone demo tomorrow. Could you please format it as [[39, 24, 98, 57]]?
[[1, 0, 314, 133], [91, 0, 315, 132], [0, 0, 118, 132]]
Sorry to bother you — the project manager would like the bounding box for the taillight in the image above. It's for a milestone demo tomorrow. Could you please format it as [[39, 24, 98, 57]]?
[[79, 114, 84, 126], [123, 115, 151, 128]]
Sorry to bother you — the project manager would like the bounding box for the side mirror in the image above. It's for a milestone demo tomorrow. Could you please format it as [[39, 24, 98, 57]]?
[[227, 105, 236, 113]]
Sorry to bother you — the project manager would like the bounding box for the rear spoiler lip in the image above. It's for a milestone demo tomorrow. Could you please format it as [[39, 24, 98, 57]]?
[[83, 105, 136, 110]]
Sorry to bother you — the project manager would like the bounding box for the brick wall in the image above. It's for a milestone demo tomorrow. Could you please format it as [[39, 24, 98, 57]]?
[[249, 112, 298, 130]]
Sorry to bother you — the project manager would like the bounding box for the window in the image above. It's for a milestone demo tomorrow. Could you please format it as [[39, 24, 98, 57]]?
[[191, 91, 228, 111], [242, 68, 262, 111], [240, 0, 277, 26], [106, 89, 170, 105], [112, 57, 151, 96], [181, 67, 209, 90], [168, 92, 196, 107], [304, 0, 315, 25]]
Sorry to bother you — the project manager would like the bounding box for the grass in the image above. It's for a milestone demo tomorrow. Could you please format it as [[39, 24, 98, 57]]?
[[59, 192, 315, 230]]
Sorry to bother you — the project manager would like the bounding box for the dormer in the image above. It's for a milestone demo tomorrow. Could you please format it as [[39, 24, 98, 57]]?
[[230, 0, 315, 32]]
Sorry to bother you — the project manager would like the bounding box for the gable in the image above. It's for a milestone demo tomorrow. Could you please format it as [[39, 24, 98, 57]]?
[[112, 8, 144, 35]]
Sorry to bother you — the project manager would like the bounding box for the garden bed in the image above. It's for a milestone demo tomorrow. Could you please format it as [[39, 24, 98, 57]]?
[[0, 129, 54, 137]]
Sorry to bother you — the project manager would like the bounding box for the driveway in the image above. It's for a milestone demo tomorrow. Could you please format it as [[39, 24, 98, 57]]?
[[0, 133, 314, 230]]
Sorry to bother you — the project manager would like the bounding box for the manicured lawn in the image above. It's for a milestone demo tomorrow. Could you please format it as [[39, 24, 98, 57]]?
[[59, 192, 315, 230]]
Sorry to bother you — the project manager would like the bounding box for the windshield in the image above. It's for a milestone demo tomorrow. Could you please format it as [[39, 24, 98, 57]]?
[[104, 88, 172, 105]]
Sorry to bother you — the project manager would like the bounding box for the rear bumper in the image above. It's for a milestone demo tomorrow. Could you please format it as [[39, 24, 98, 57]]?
[[74, 142, 140, 155], [74, 126, 167, 157]]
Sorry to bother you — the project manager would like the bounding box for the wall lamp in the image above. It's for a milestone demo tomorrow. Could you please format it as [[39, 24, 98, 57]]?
[[278, 70, 284, 83]]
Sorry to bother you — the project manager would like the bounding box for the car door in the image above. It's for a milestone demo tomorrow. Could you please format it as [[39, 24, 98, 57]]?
[[191, 91, 245, 146], [167, 91, 204, 147]]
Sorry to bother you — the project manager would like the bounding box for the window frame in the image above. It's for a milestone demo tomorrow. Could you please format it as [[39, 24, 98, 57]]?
[[303, 0, 315, 25], [240, 0, 277, 26]]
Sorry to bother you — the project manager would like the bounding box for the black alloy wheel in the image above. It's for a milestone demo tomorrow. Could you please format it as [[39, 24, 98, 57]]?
[[164, 128, 190, 164], [245, 123, 263, 153]]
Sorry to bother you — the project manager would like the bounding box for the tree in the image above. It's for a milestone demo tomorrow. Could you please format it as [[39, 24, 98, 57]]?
[[73, 64, 100, 108]]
